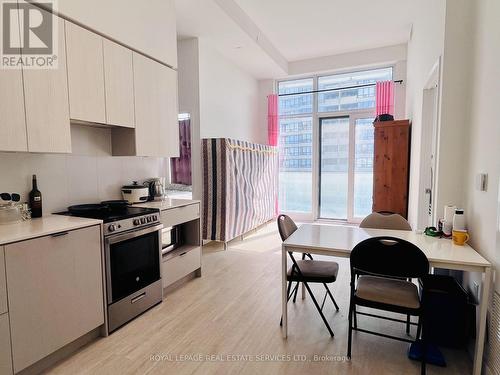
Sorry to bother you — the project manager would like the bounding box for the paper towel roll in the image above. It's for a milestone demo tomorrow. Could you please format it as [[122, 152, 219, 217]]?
[[444, 205, 456, 223]]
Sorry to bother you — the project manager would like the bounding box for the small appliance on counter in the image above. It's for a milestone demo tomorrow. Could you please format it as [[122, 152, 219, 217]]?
[[121, 181, 150, 203], [145, 177, 166, 201]]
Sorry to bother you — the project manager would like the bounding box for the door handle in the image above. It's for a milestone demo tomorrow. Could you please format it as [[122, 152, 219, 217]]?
[[131, 292, 146, 304]]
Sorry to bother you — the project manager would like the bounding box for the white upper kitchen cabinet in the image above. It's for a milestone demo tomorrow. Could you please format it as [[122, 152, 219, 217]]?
[[0, 30, 27, 152], [103, 39, 135, 128], [22, 9, 71, 153], [133, 53, 179, 157], [65, 21, 106, 124], [30, 0, 177, 68], [5, 225, 104, 373]]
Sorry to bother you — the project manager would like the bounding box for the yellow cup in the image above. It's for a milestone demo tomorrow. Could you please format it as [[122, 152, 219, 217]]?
[[452, 230, 470, 246]]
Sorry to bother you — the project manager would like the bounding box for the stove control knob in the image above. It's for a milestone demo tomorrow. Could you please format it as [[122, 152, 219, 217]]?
[[140, 217, 146, 224], [153, 215, 158, 221], [133, 219, 140, 226], [108, 224, 117, 232], [147, 216, 152, 223]]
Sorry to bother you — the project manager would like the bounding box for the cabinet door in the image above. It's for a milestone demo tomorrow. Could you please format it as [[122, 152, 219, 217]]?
[[0, 247, 6, 315], [162, 67, 179, 157], [103, 39, 135, 128], [5, 226, 104, 373], [0, 9, 27, 152], [133, 53, 179, 157], [0, 314, 12, 375], [65, 21, 106, 124], [22, 10, 71, 153]]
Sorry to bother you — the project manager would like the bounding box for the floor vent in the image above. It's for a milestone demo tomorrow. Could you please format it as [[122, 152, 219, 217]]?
[[487, 291, 500, 375]]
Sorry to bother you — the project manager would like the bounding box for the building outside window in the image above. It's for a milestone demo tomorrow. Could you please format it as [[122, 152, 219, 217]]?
[[278, 67, 393, 221]]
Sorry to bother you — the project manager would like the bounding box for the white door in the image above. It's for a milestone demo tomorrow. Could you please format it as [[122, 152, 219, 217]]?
[[318, 111, 375, 223], [417, 60, 441, 231]]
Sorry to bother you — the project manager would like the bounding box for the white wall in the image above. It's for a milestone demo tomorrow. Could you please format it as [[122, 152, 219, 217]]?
[[31, 0, 177, 67], [198, 39, 264, 145], [434, 0, 475, 222], [405, 0, 446, 227], [177, 38, 264, 201], [465, 0, 500, 293], [177, 38, 201, 201], [0, 126, 167, 214]]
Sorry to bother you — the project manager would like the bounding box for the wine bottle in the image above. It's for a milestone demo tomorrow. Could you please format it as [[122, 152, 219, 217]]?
[[29, 174, 42, 218]]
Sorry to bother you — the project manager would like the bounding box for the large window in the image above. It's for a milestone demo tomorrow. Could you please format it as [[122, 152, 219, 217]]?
[[278, 67, 393, 220]]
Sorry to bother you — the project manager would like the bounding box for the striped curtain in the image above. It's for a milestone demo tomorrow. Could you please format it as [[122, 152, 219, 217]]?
[[375, 81, 395, 116], [267, 94, 279, 146], [202, 138, 278, 242]]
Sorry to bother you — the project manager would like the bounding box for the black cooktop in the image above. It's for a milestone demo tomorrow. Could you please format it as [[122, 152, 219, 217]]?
[[56, 205, 158, 223]]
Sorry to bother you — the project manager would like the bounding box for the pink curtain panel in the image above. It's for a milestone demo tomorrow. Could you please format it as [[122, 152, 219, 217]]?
[[375, 81, 395, 116], [267, 94, 279, 146], [267, 93, 279, 214]]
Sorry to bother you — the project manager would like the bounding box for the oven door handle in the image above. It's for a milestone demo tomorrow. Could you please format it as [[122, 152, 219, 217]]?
[[105, 223, 164, 245]]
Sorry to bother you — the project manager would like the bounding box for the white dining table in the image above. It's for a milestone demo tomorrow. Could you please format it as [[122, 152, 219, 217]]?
[[281, 224, 492, 375]]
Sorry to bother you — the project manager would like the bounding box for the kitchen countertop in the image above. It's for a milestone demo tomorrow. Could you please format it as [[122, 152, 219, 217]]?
[[134, 198, 200, 211], [0, 215, 102, 246]]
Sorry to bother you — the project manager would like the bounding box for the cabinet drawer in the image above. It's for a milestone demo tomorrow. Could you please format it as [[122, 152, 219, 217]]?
[[0, 248, 6, 314], [162, 247, 201, 288], [160, 204, 200, 227], [0, 313, 12, 375]]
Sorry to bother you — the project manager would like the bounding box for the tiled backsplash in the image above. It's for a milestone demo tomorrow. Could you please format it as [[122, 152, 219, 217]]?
[[0, 125, 169, 214]]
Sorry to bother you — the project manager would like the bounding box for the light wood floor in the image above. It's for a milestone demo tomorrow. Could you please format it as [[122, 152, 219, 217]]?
[[45, 223, 472, 375]]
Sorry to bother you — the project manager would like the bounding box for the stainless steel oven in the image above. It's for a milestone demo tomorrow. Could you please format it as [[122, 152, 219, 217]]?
[[105, 222, 163, 332]]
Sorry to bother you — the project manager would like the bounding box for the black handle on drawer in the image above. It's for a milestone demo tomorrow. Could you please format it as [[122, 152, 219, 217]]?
[[179, 251, 187, 256], [51, 231, 69, 238]]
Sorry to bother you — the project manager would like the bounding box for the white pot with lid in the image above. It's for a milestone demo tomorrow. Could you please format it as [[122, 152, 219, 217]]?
[[121, 182, 150, 204]]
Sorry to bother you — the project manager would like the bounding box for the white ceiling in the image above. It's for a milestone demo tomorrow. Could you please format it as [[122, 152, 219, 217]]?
[[235, 0, 414, 61], [175, 0, 287, 78], [175, 0, 415, 78]]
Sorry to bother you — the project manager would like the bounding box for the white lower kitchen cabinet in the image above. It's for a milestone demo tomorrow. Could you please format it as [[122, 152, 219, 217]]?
[[0, 247, 7, 315], [0, 313, 13, 375], [4, 225, 104, 373]]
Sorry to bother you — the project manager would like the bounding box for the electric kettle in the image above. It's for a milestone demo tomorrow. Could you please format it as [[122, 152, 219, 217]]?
[[146, 178, 165, 201]]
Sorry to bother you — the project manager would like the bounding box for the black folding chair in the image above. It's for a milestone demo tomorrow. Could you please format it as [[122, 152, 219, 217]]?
[[347, 236, 429, 374], [277, 215, 340, 337]]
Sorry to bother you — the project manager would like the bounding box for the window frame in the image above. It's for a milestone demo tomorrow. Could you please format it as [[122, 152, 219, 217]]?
[[277, 66, 394, 223]]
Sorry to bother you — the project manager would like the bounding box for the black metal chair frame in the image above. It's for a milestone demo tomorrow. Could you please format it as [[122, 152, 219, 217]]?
[[347, 236, 430, 375], [277, 215, 340, 337]]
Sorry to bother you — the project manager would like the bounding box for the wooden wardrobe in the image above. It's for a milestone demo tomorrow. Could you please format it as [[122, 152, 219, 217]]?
[[372, 120, 411, 218]]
